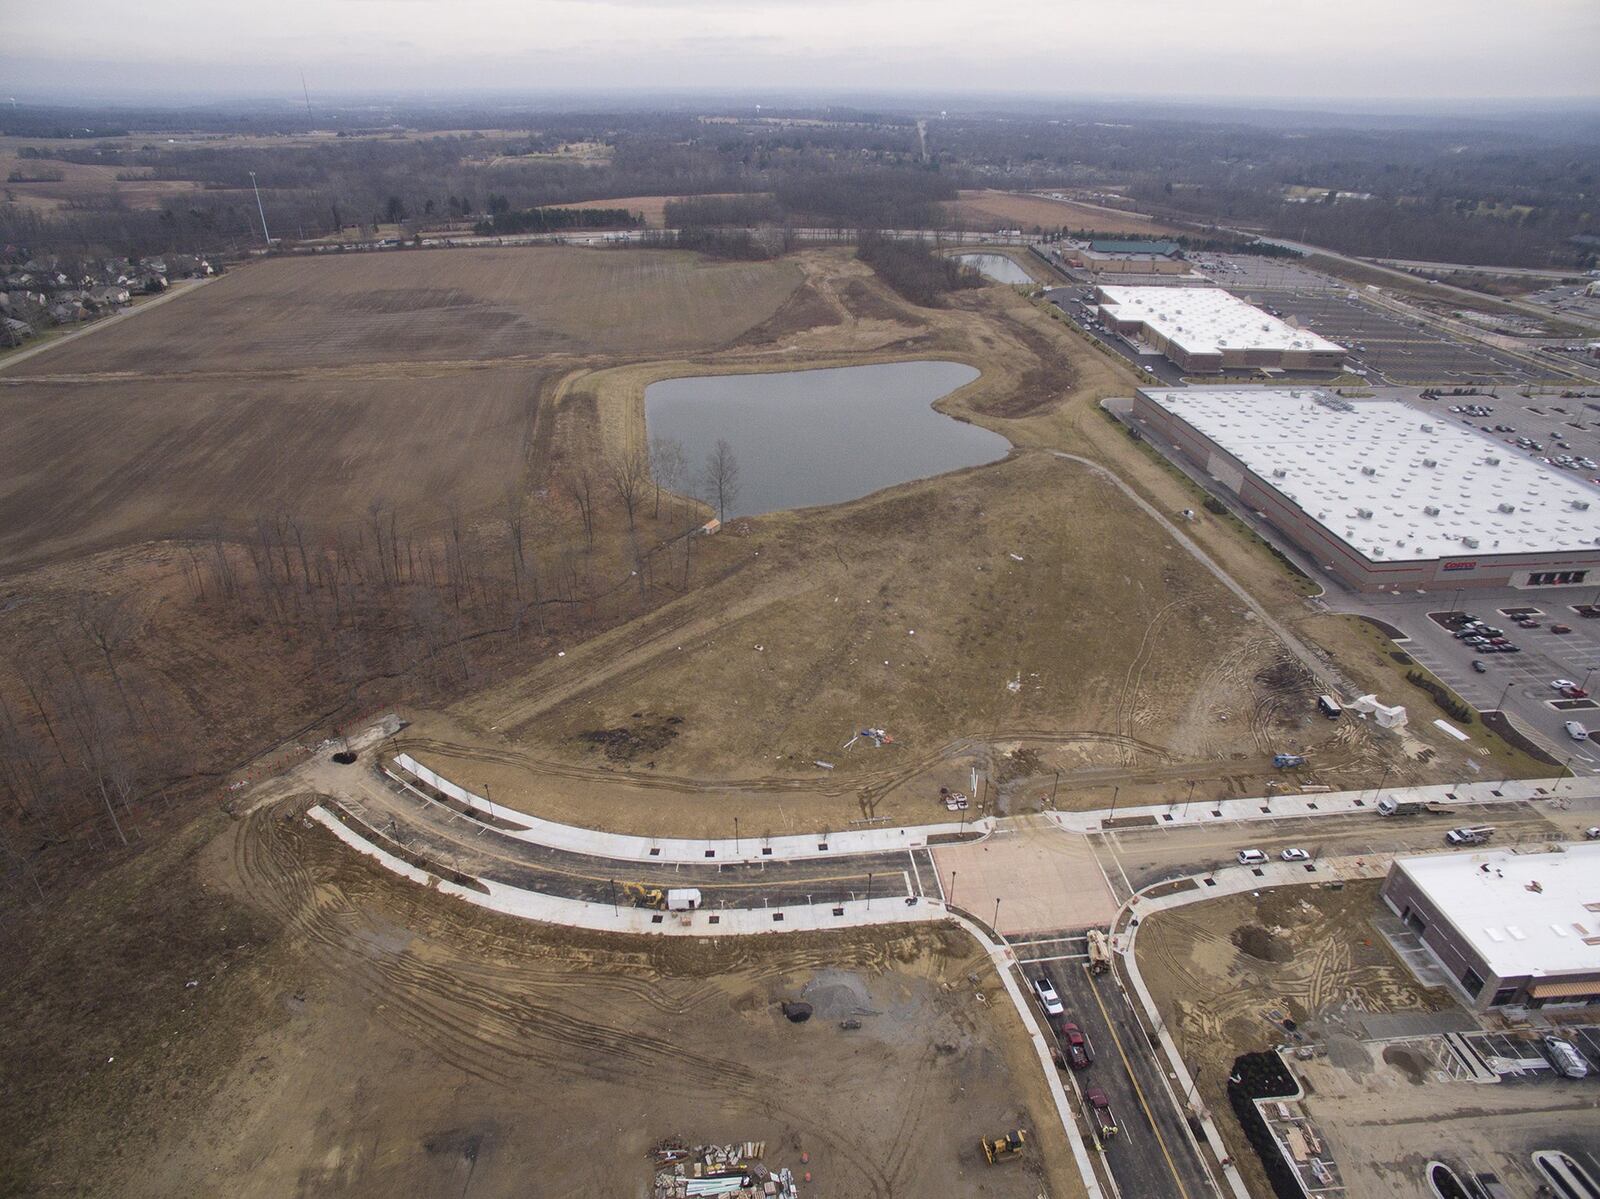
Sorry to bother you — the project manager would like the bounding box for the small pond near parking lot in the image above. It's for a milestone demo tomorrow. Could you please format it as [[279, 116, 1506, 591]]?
[[644, 360, 1007, 518], [954, 253, 1034, 284]]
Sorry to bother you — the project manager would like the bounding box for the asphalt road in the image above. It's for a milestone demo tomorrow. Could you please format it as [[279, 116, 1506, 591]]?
[[1023, 958, 1216, 1199], [348, 767, 941, 910], [1089, 802, 1563, 898]]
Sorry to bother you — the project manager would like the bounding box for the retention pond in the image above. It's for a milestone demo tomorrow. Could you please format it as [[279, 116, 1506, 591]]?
[[954, 253, 1034, 284], [645, 360, 1007, 517]]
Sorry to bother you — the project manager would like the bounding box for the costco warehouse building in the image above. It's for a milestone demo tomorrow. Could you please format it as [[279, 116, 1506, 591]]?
[[1130, 387, 1600, 593]]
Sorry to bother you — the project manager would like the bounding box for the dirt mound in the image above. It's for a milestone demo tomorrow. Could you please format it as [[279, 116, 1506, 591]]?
[[994, 746, 1046, 783], [576, 714, 682, 762], [1231, 924, 1293, 963], [1382, 1044, 1429, 1085]]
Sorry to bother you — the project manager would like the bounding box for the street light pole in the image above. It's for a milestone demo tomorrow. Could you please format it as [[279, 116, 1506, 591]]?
[[249, 170, 272, 245], [734, 816, 740, 855], [866, 871, 873, 910], [1108, 785, 1120, 820], [948, 870, 957, 908], [1370, 764, 1392, 805], [993, 896, 1001, 933], [1182, 779, 1197, 817]]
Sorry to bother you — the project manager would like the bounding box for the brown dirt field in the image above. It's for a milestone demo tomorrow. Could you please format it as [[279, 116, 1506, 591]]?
[[546, 193, 763, 229], [13, 246, 804, 375], [0, 365, 552, 568], [947, 190, 1186, 236], [1135, 881, 1453, 1199], [0, 800, 1084, 1199]]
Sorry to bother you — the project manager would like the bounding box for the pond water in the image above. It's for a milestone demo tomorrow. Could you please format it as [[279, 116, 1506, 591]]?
[[645, 360, 1007, 517], [954, 253, 1034, 285]]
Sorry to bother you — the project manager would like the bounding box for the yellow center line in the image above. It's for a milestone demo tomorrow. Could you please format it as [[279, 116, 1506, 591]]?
[[1084, 965, 1193, 1199]]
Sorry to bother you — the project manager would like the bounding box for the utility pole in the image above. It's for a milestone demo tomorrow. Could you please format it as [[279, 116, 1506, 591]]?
[[249, 171, 272, 246]]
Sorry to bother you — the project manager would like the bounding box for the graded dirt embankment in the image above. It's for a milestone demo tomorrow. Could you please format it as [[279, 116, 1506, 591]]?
[[0, 800, 1085, 1199]]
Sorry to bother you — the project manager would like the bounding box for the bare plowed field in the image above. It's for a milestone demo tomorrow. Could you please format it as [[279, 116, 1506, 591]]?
[[948, 190, 1185, 236], [0, 366, 553, 567], [15, 247, 803, 375]]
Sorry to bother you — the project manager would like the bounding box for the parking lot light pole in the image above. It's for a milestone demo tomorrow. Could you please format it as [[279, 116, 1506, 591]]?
[[993, 897, 1001, 934], [1108, 785, 1120, 820], [947, 870, 956, 908], [1496, 681, 1513, 711]]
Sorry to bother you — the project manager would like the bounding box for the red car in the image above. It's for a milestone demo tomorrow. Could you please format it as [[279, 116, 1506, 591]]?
[[1059, 1021, 1093, 1069], [1562, 686, 1590, 699]]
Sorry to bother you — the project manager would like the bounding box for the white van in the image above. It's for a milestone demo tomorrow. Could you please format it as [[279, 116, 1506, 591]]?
[[1237, 849, 1269, 866], [1565, 720, 1591, 741]]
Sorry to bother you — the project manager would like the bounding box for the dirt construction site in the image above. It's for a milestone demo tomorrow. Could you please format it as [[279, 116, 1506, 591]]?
[[1135, 880, 1600, 1199], [0, 237, 1571, 1197]]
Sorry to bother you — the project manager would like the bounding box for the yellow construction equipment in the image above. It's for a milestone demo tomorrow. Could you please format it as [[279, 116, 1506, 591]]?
[[980, 1130, 1026, 1164], [622, 882, 667, 910]]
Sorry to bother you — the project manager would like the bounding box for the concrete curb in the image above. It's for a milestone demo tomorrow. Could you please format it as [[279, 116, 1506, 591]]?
[[390, 752, 991, 863], [1051, 774, 1598, 834]]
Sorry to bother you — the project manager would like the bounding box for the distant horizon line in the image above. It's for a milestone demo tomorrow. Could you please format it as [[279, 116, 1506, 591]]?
[[6, 86, 1600, 118]]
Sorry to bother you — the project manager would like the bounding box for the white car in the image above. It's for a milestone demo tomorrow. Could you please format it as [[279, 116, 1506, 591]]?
[[1585, 826, 1600, 840], [1551, 679, 1577, 691], [1237, 849, 1269, 866], [1032, 974, 1065, 1016], [1280, 848, 1311, 863]]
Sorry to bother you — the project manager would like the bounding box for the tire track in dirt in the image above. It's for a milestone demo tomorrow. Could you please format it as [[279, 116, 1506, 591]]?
[[229, 803, 916, 1196]]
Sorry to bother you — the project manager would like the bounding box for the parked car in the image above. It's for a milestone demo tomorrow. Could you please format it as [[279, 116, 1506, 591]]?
[[1584, 826, 1600, 840], [1059, 1021, 1092, 1069], [1544, 1036, 1590, 1080], [1565, 721, 1590, 742], [1552, 679, 1577, 691], [1472, 660, 1489, 673], [1032, 973, 1065, 1016], [1561, 686, 1590, 699], [1551, 624, 1573, 634], [1237, 849, 1269, 866], [1517, 619, 1539, 629], [1280, 848, 1310, 863]]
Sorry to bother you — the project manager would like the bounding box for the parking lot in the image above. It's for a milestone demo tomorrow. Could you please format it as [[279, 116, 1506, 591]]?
[[1228, 286, 1541, 385], [1381, 1024, 1600, 1086], [1411, 388, 1600, 483]]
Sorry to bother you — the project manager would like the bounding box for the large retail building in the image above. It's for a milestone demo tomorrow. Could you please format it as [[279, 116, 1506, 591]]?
[[1381, 844, 1600, 1011], [1096, 286, 1345, 373], [1130, 387, 1600, 592]]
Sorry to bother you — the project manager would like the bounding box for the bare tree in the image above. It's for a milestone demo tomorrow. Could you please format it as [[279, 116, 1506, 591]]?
[[605, 447, 650, 533], [701, 438, 741, 524], [563, 468, 597, 553], [648, 435, 687, 519], [74, 594, 140, 724]]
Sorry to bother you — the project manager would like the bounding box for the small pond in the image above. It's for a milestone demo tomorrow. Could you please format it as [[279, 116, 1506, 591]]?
[[645, 360, 1007, 518], [954, 253, 1034, 285]]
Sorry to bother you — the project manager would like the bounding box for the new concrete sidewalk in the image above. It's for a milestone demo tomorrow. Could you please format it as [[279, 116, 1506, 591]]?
[[392, 752, 989, 863], [1051, 775, 1600, 834]]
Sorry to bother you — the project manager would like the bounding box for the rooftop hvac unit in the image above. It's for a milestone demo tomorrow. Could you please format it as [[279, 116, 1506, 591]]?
[[1421, 423, 1434, 432], [1424, 505, 1441, 516], [1462, 536, 1480, 548], [1574, 499, 1591, 511], [1272, 468, 1287, 478], [1422, 458, 1438, 468], [1485, 456, 1501, 465], [1361, 466, 1378, 476], [1371, 546, 1385, 556], [1357, 508, 1374, 519], [1498, 503, 1515, 514]]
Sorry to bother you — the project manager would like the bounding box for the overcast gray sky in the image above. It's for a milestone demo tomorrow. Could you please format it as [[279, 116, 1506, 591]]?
[[5, 0, 1598, 102]]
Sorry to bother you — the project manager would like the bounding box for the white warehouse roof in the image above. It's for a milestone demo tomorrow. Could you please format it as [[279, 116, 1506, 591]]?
[[1392, 843, 1600, 979], [1098, 286, 1345, 357], [1140, 388, 1600, 562]]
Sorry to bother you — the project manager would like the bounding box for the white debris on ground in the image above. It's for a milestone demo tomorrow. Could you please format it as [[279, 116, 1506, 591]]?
[[652, 1141, 800, 1198]]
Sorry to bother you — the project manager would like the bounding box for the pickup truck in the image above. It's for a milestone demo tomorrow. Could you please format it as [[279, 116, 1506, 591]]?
[[1085, 1087, 1119, 1142], [1376, 797, 1454, 817], [1445, 825, 1494, 846]]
